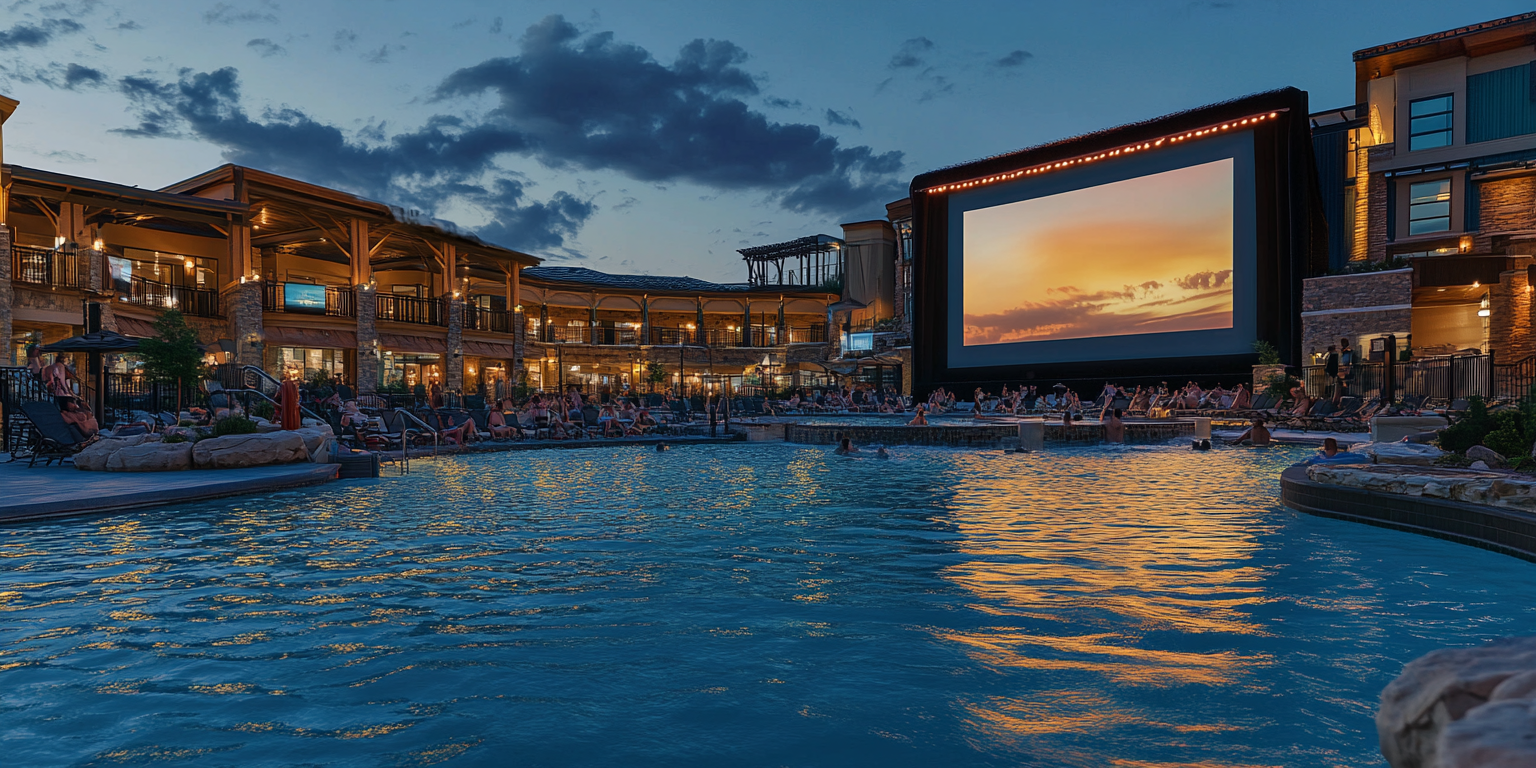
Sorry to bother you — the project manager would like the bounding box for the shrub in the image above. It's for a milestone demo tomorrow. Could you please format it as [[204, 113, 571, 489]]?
[[249, 401, 275, 420], [161, 433, 189, 444], [212, 416, 260, 437], [1437, 396, 1492, 454], [1261, 371, 1296, 402], [1252, 340, 1281, 366]]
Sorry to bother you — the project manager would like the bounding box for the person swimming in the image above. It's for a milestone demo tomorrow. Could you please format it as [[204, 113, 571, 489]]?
[[875, 445, 890, 459], [834, 437, 858, 455]]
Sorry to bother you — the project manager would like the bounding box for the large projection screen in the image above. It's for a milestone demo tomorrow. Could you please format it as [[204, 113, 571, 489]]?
[[946, 131, 1256, 369]]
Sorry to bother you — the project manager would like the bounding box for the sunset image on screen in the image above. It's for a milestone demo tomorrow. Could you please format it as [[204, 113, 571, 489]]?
[[962, 158, 1234, 347]]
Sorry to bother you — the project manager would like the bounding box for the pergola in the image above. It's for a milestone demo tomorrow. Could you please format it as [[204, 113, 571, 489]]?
[[738, 234, 843, 289]]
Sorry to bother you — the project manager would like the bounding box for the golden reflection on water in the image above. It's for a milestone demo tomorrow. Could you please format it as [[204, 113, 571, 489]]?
[[935, 448, 1280, 759]]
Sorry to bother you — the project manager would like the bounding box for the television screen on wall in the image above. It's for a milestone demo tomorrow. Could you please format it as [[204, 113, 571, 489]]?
[[284, 283, 327, 314], [108, 256, 132, 294], [846, 332, 874, 352]]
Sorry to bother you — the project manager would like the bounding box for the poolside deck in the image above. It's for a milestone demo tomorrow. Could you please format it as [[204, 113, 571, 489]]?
[[0, 459, 340, 524]]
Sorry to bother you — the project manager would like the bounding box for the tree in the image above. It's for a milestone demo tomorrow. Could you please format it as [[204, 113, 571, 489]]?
[[136, 309, 205, 416], [645, 361, 668, 392]]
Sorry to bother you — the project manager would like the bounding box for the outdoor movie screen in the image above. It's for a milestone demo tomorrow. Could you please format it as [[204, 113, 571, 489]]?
[[947, 131, 1257, 369]]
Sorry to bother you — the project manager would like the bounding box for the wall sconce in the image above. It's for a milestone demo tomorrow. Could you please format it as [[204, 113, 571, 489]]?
[[1459, 236, 1474, 254], [92, 238, 104, 251], [1478, 309, 1492, 317], [514, 304, 523, 312]]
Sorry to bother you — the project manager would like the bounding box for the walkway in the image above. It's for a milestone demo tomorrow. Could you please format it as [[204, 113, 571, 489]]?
[[0, 459, 339, 524]]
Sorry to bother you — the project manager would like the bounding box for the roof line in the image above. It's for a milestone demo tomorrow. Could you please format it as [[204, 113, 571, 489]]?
[[5, 163, 248, 215], [1353, 12, 1536, 61]]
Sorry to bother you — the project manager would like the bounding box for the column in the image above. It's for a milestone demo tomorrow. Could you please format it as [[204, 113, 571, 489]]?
[[0, 226, 12, 365], [443, 242, 464, 393], [225, 222, 263, 368], [349, 219, 378, 392], [640, 294, 650, 345], [742, 301, 751, 346], [507, 267, 525, 382]]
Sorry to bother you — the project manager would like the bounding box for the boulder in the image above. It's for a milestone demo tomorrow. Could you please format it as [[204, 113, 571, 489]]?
[[292, 425, 335, 456], [105, 441, 193, 472], [192, 432, 308, 469], [1467, 445, 1507, 469], [1378, 636, 1536, 768], [1350, 441, 1446, 466], [1373, 415, 1449, 443], [74, 434, 152, 472], [1471, 460, 1491, 471], [1439, 698, 1536, 768]]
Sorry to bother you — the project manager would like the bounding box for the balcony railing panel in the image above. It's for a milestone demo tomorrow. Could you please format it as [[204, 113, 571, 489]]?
[[127, 276, 222, 318], [464, 306, 511, 333], [545, 326, 591, 344], [649, 328, 692, 345], [11, 246, 87, 290], [262, 284, 356, 318], [376, 294, 444, 326], [785, 325, 826, 344]]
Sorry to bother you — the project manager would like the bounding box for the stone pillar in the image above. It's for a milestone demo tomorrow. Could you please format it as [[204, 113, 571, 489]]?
[[1366, 145, 1393, 263], [0, 226, 12, 365], [446, 296, 464, 393], [640, 295, 650, 345], [226, 280, 264, 369], [86, 247, 105, 294], [512, 305, 526, 383], [355, 285, 378, 393]]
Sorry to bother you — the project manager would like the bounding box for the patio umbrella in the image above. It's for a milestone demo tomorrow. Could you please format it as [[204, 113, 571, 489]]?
[[42, 331, 142, 420]]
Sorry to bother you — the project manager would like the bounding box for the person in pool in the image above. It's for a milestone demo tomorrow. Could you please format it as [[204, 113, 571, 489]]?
[[875, 445, 890, 459], [834, 437, 858, 455], [908, 405, 928, 426], [1104, 408, 1125, 444], [1227, 416, 1271, 447]]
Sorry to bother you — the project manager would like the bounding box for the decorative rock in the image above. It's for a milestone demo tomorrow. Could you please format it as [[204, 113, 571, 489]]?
[[1302, 464, 1536, 509], [192, 432, 309, 469], [74, 434, 152, 471], [105, 441, 194, 472], [1439, 698, 1536, 768], [1350, 442, 1446, 466], [1373, 415, 1450, 443], [1471, 460, 1491, 471], [292, 425, 335, 456], [1467, 445, 1507, 469], [1491, 670, 1536, 701], [1377, 636, 1536, 768]]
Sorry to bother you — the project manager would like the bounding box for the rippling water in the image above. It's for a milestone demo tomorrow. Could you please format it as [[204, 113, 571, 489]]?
[[3, 443, 1533, 767]]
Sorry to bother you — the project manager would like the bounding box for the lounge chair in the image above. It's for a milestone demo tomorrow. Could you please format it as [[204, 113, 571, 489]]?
[[20, 400, 96, 467]]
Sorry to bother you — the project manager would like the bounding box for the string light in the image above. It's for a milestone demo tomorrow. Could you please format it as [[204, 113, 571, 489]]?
[[922, 109, 1287, 194]]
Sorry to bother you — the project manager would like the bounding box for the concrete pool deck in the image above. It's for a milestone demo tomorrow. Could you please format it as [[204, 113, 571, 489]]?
[[0, 459, 340, 524]]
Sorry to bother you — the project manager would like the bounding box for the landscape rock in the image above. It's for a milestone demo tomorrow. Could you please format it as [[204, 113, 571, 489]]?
[[74, 434, 152, 472], [105, 441, 194, 472], [1467, 445, 1507, 468], [1377, 636, 1536, 768], [1349, 441, 1446, 466], [1439, 698, 1536, 768], [293, 425, 335, 456], [192, 432, 308, 469], [1471, 460, 1490, 470]]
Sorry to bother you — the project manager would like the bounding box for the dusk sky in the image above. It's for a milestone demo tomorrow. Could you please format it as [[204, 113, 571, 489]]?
[[0, 1, 1528, 281], [962, 159, 1234, 346]]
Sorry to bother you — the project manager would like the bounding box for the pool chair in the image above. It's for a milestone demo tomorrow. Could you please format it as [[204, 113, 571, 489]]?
[[19, 400, 97, 467]]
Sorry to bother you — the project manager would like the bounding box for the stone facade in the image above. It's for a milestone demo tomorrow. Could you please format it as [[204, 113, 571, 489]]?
[[1365, 145, 1393, 263], [354, 285, 379, 393], [1475, 175, 1536, 250], [445, 297, 464, 392], [224, 280, 264, 368], [1300, 269, 1413, 359], [1489, 258, 1535, 362], [0, 226, 11, 364]]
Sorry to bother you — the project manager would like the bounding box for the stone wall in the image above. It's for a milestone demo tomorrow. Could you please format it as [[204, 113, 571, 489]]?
[[1301, 269, 1413, 358], [445, 297, 464, 392], [1366, 145, 1393, 263], [1490, 258, 1535, 362], [1476, 175, 1536, 250], [355, 285, 378, 393], [224, 280, 264, 368], [0, 226, 12, 364], [784, 421, 1193, 447]]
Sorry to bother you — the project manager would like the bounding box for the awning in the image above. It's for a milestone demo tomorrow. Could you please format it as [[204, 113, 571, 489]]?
[[265, 325, 358, 349], [462, 339, 519, 359], [380, 333, 446, 355], [115, 315, 161, 338]]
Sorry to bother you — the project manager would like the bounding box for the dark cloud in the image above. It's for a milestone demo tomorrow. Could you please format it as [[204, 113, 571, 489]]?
[[888, 37, 933, 69], [489, 16, 503, 34], [246, 38, 285, 58], [994, 49, 1033, 68], [106, 15, 901, 249], [0, 60, 107, 90], [204, 1, 278, 25], [0, 18, 83, 50], [824, 109, 861, 129], [763, 96, 801, 109], [63, 62, 104, 88], [364, 44, 393, 64], [1173, 270, 1233, 290], [434, 15, 903, 215], [115, 20, 142, 31], [331, 29, 358, 51]]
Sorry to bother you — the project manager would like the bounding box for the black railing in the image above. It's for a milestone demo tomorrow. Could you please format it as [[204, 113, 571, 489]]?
[[103, 373, 192, 425], [588, 326, 641, 345], [744, 326, 778, 347], [1300, 363, 1385, 402], [544, 326, 591, 344], [11, 245, 87, 289], [786, 325, 826, 344], [464, 306, 511, 333], [649, 328, 693, 345], [1, 366, 51, 454], [1301, 354, 1536, 404], [262, 283, 356, 318], [127, 276, 222, 318], [376, 294, 444, 326]]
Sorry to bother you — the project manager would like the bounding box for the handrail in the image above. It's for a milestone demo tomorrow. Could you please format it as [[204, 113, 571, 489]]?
[[393, 408, 439, 458], [228, 387, 325, 425]]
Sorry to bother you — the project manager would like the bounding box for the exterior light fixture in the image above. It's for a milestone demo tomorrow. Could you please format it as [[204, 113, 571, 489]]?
[[92, 239, 104, 251], [1478, 309, 1491, 317]]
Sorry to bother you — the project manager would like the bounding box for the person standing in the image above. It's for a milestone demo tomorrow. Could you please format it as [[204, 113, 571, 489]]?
[[1104, 408, 1126, 444], [707, 393, 719, 437], [42, 357, 76, 408], [1339, 338, 1354, 397], [1323, 344, 1340, 402], [278, 376, 302, 431]]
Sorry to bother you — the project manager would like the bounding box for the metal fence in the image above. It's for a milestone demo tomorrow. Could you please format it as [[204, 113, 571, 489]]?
[[128, 276, 222, 318], [376, 294, 444, 326], [12, 245, 87, 289], [0, 367, 51, 454], [1301, 354, 1536, 404]]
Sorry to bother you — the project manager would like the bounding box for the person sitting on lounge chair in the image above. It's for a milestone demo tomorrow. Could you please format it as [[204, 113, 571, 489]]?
[[1231, 383, 1251, 410], [1289, 383, 1312, 417], [439, 414, 478, 446], [634, 408, 658, 434], [598, 404, 624, 437], [486, 409, 517, 440], [60, 398, 99, 440], [339, 400, 369, 445]]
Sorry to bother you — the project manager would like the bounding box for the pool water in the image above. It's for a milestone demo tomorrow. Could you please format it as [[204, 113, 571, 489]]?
[[2, 443, 1533, 767]]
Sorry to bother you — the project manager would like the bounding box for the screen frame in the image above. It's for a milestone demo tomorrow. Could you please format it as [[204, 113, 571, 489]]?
[[283, 282, 328, 315], [946, 136, 1258, 369], [908, 88, 1322, 396]]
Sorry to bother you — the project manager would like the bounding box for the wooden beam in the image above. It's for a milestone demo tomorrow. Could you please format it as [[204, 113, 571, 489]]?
[[349, 218, 370, 286], [368, 231, 393, 257]]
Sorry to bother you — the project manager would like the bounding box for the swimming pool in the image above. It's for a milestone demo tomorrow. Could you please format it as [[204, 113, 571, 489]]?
[[3, 443, 1532, 767]]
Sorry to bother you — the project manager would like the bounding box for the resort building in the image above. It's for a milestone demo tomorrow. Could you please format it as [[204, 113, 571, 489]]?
[[1306, 12, 1536, 366]]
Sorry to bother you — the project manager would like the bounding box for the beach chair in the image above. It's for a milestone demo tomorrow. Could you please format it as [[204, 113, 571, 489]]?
[[20, 400, 95, 467]]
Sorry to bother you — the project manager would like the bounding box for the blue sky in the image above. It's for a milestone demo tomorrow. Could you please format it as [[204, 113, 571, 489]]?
[[0, 0, 1529, 281]]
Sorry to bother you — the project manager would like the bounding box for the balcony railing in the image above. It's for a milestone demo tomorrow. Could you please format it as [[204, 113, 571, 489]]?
[[649, 327, 693, 345], [464, 306, 511, 333], [376, 294, 444, 326], [11, 245, 87, 290], [544, 325, 591, 344], [785, 325, 826, 344], [262, 283, 356, 318], [532, 324, 829, 347], [127, 276, 222, 318]]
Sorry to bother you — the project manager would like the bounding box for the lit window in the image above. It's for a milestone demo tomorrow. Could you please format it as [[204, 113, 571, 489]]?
[[1408, 179, 1452, 235], [1408, 95, 1453, 151], [1395, 246, 1458, 259]]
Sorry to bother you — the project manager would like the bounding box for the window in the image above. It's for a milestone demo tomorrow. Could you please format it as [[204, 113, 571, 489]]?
[[1395, 246, 1458, 259], [1408, 179, 1452, 235], [1408, 95, 1453, 151], [391, 284, 426, 297]]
